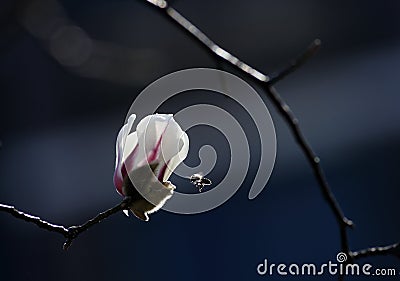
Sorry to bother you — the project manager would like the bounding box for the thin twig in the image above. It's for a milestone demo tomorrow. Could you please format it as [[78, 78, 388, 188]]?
[[146, 0, 270, 83], [0, 203, 69, 236], [0, 197, 132, 250], [351, 243, 400, 260], [63, 197, 132, 250], [268, 39, 321, 85]]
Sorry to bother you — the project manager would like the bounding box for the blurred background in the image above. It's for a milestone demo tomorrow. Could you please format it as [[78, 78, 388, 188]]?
[[0, 0, 399, 280]]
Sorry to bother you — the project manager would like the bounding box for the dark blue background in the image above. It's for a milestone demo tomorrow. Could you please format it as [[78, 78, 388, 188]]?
[[0, 0, 399, 280]]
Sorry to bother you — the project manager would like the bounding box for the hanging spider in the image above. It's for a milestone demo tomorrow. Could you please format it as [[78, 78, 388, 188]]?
[[190, 173, 212, 192]]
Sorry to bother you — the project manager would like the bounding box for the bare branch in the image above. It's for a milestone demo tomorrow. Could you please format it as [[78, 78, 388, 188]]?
[[0, 203, 69, 236], [63, 197, 132, 250], [146, 1, 270, 82], [0, 197, 132, 250], [268, 39, 321, 85], [351, 243, 400, 260]]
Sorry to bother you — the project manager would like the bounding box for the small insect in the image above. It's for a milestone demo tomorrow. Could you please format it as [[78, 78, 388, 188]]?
[[190, 173, 212, 192]]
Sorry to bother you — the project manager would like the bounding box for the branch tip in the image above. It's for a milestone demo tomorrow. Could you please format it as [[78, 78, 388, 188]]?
[[351, 243, 400, 260], [268, 38, 322, 85]]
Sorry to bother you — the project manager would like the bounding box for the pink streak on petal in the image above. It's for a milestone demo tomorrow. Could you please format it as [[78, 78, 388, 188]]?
[[113, 170, 124, 195], [116, 140, 138, 196], [146, 117, 172, 164], [121, 164, 128, 180], [113, 114, 136, 196], [114, 162, 129, 196], [116, 161, 131, 196], [147, 135, 162, 163], [157, 160, 170, 182]]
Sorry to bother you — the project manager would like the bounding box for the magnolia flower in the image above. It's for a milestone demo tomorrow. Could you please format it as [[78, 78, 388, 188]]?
[[113, 113, 189, 221]]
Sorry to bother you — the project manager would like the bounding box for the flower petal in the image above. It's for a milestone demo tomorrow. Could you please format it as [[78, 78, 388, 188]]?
[[122, 132, 138, 174], [159, 116, 185, 162], [161, 131, 189, 182], [134, 114, 189, 182], [134, 114, 173, 167], [113, 114, 136, 194], [128, 162, 174, 209]]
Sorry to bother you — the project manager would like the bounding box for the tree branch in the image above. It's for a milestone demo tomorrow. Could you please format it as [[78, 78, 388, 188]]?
[[146, 0, 270, 83], [351, 243, 400, 260], [0, 203, 69, 236], [0, 197, 132, 250], [268, 39, 321, 85]]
